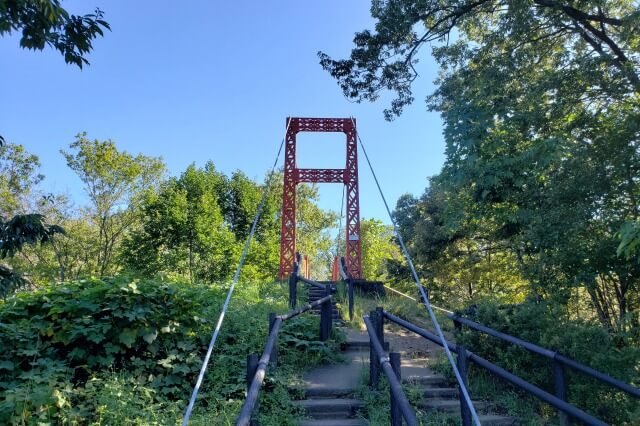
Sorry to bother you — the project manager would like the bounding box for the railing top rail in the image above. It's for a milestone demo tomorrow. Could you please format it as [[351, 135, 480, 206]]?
[[450, 314, 557, 358], [296, 274, 327, 290], [279, 294, 332, 321], [236, 292, 334, 425], [237, 317, 282, 426], [447, 313, 640, 398], [363, 314, 419, 426], [382, 310, 610, 426]]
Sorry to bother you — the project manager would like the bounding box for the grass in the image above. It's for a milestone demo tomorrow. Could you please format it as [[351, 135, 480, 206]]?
[[335, 283, 437, 330], [355, 363, 462, 426], [183, 281, 347, 426], [430, 351, 549, 425], [339, 291, 553, 425], [344, 290, 463, 426]]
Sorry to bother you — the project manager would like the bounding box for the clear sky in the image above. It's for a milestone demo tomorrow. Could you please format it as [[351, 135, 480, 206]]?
[[0, 1, 445, 223]]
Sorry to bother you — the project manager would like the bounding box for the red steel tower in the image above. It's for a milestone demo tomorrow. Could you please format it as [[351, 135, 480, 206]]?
[[279, 117, 362, 279]]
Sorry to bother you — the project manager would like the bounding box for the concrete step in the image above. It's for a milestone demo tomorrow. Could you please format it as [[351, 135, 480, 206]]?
[[298, 350, 366, 400], [302, 386, 357, 398], [402, 374, 448, 386], [294, 398, 364, 419], [423, 387, 458, 398], [419, 398, 487, 413], [307, 312, 340, 320], [479, 414, 518, 425], [343, 340, 389, 351], [299, 419, 369, 426]]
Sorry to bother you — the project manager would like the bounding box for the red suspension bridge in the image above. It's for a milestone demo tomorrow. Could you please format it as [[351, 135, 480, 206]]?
[[181, 117, 639, 426]]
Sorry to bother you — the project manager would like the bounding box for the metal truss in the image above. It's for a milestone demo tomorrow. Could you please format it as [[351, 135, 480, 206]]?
[[279, 117, 362, 279]]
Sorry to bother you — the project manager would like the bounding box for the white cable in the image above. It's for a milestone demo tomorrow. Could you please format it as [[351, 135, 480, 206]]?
[[182, 121, 290, 425], [351, 117, 481, 426], [384, 284, 417, 301]]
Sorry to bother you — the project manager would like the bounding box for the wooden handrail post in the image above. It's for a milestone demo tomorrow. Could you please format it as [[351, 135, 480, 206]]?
[[390, 352, 402, 426], [375, 306, 385, 349], [453, 315, 462, 332], [369, 310, 380, 387], [553, 359, 569, 426], [288, 271, 297, 309], [320, 285, 332, 341], [456, 343, 472, 426], [246, 353, 259, 426], [268, 313, 278, 367]]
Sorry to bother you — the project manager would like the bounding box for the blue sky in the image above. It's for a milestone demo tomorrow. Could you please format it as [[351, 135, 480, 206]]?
[[0, 1, 445, 223]]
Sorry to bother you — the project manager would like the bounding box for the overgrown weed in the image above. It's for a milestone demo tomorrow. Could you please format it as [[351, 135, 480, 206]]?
[[0, 277, 343, 424]]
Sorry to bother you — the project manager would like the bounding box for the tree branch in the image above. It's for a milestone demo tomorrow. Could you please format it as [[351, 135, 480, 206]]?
[[533, 0, 623, 26]]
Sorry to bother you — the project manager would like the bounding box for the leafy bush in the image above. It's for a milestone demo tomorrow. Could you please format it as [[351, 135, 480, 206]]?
[[456, 300, 640, 424], [0, 277, 341, 424]]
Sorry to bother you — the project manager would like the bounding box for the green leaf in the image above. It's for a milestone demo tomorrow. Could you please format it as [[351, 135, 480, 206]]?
[[0, 360, 14, 371], [118, 328, 137, 347], [142, 328, 158, 344]]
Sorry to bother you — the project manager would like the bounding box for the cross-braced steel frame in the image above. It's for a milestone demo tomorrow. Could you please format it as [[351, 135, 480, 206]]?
[[279, 117, 362, 279]]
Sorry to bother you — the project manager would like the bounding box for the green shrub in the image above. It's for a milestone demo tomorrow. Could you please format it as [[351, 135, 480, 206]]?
[[0, 277, 341, 424], [456, 300, 640, 424]]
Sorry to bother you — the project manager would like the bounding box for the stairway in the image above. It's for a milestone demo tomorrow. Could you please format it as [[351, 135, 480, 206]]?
[[399, 351, 517, 425], [306, 282, 340, 320], [293, 324, 517, 425], [294, 329, 368, 426]]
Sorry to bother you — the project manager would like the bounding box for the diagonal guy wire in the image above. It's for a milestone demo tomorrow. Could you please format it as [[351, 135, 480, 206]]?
[[351, 116, 481, 426], [182, 119, 291, 425]]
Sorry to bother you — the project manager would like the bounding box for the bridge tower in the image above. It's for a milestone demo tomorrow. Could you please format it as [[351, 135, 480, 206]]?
[[279, 117, 362, 279]]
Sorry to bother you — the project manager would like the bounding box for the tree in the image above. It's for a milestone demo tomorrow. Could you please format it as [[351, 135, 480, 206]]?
[[124, 163, 239, 283], [0, 213, 64, 297], [324, 0, 640, 330], [319, 0, 639, 120], [123, 163, 285, 283], [618, 220, 640, 262], [359, 218, 401, 281], [0, 0, 110, 68], [0, 141, 64, 296], [61, 134, 165, 276], [0, 142, 43, 216], [222, 170, 282, 281], [392, 179, 527, 306], [295, 184, 339, 278]]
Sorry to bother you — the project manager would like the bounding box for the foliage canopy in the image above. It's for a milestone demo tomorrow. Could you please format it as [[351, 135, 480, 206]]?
[[0, 0, 110, 67]]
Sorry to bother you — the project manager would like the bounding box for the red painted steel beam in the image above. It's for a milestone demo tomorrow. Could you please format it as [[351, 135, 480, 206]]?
[[296, 168, 346, 183], [278, 117, 363, 279]]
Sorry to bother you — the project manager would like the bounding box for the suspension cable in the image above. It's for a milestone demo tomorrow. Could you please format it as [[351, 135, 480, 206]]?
[[182, 121, 290, 425], [351, 117, 481, 426]]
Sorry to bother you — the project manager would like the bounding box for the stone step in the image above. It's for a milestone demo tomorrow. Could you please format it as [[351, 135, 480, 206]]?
[[294, 398, 364, 418], [402, 374, 448, 386], [420, 398, 488, 413], [302, 386, 357, 398], [307, 311, 340, 320], [308, 295, 332, 300], [423, 387, 458, 398], [308, 288, 330, 293], [299, 419, 369, 426], [342, 340, 389, 351], [479, 414, 518, 425]]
